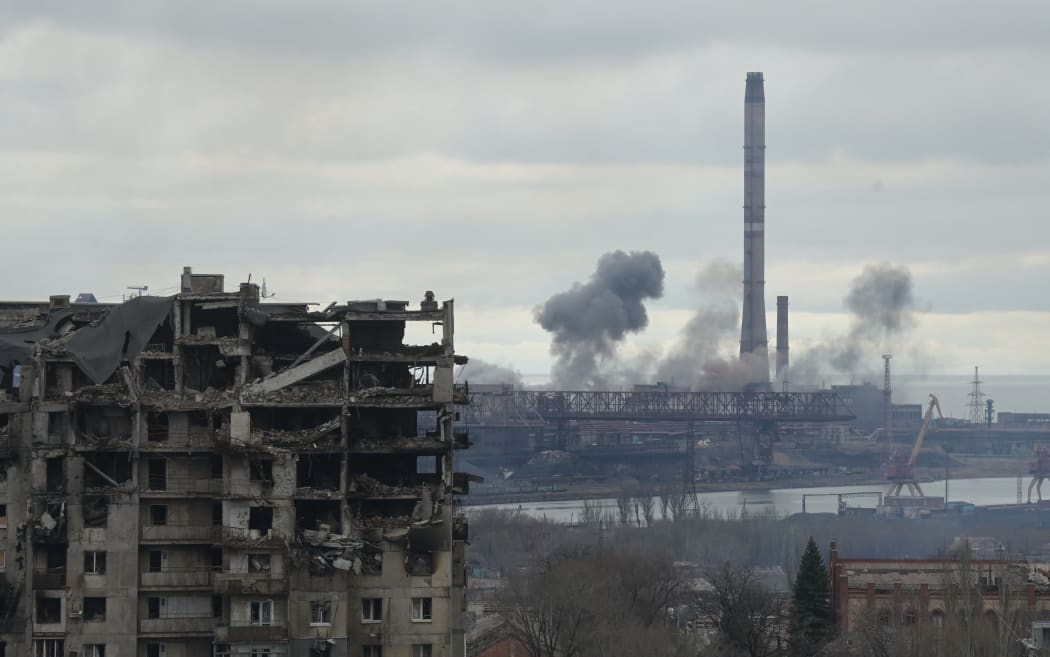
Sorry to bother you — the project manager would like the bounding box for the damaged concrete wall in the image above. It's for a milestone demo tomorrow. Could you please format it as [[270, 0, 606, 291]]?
[[0, 270, 470, 657]]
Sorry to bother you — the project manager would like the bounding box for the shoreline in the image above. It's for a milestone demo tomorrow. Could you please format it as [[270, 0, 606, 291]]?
[[459, 461, 1019, 507]]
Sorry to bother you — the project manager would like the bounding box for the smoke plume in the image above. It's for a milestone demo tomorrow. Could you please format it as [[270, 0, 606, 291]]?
[[535, 250, 664, 388], [831, 262, 916, 371], [792, 262, 918, 383], [457, 358, 524, 388], [655, 259, 770, 391]]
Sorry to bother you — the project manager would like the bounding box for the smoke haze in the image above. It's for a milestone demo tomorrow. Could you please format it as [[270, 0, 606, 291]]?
[[535, 250, 664, 388], [457, 358, 524, 388], [792, 262, 919, 383]]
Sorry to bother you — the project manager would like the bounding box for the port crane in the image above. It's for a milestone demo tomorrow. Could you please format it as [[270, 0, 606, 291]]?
[[885, 394, 942, 497]]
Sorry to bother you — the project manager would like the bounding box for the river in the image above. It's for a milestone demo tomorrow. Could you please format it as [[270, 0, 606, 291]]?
[[469, 476, 1030, 523]]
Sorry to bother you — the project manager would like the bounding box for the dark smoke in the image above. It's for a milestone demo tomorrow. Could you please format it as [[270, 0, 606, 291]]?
[[535, 250, 664, 389]]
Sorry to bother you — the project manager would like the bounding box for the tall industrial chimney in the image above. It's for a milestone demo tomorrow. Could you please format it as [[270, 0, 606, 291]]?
[[775, 295, 789, 384], [740, 72, 769, 383]]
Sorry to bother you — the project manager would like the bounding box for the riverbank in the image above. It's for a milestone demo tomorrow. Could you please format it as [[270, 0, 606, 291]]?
[[459, 455, 1024, 507]]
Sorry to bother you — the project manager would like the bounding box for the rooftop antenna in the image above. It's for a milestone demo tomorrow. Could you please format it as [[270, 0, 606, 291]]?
[[125, 285, 148, 301]]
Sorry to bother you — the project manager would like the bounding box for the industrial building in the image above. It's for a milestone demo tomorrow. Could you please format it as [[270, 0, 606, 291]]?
[[0, 269, 470, 657]]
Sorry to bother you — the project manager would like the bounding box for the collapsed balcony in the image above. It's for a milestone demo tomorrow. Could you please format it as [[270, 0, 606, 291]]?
[[292, 505, 382, 577], [346, 453, 441, 500], [75, 406, 134, 449], [250, 408, 341, 450]]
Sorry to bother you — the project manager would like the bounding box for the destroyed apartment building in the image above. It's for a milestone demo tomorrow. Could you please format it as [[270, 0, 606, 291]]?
[[0, 268, 472, 657]]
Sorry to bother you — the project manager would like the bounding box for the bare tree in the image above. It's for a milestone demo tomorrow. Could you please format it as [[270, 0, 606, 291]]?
[[698, 562, 785, 657], [502, 547, 690, 657], [616, 488, 633, 527], [639, 493, 656, 527]]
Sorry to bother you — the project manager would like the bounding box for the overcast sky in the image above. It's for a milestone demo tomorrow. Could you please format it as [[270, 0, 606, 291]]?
[[2, 1, 1048, 395]]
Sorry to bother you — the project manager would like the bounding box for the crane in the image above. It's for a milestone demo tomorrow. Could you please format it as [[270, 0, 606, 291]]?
[[886, 394, 942, 497]]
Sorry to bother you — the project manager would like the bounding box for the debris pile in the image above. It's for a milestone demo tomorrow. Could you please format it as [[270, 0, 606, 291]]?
[[295, 523, 382, 575]]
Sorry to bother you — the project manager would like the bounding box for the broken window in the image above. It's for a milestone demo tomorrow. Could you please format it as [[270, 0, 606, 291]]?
[[407, 552, 434, 577], [190, 306, 239, 338], [310, 600, 331, 626], [146, 644, 165, 657], [247, 554, 271, 573], [83, 495, 109, 528], [296, 455, 341, 490], [45, 458, 64, 492], [411, 597, 432, 622], [77, 408, 133, 444], [294, 500, 340, 533], [148, 551, 166, 573], [147, 413, 169, 442], [249, 459, 274, 484], [45, 545, 66, 573], [84, 551, 106, 575], [147, 459, 167, 491], [33, 640, 63, 657], [35, 596, 61, 624], [183, 347, 230, 392], [46, 413, 68, 444], [361, 598, 382, 623], [144, 360, 175, 391], [248, 507, 273, 533], [147, 597, 161, 619], [149, 505, 168, 526], [83, 597, 106, 622], [84, 453, 132, 489], [248, 599, 273, 626]]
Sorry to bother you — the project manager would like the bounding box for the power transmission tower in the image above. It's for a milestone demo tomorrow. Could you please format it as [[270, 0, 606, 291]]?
[[967, 366, 986, 428]]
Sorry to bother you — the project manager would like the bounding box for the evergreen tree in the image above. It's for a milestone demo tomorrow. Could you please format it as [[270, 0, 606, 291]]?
[[788, 537, 834, 657]]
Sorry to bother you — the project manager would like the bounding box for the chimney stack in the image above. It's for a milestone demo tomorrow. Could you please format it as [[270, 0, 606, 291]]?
[[776, 295, 789, 383], [740, 72, 769, 384]]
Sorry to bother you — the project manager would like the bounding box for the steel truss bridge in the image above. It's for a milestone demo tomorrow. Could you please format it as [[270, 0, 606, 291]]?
[[465, 390, 854, 424], [463, 389, 854, 473]]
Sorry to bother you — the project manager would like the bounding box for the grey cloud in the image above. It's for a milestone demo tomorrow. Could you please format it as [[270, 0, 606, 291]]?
[[4, 1, 1048, 60]]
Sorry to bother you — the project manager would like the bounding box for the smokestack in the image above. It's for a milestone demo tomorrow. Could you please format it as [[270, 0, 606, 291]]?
[[776, 295, 789, 383], [740, 72, 769, 384]]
